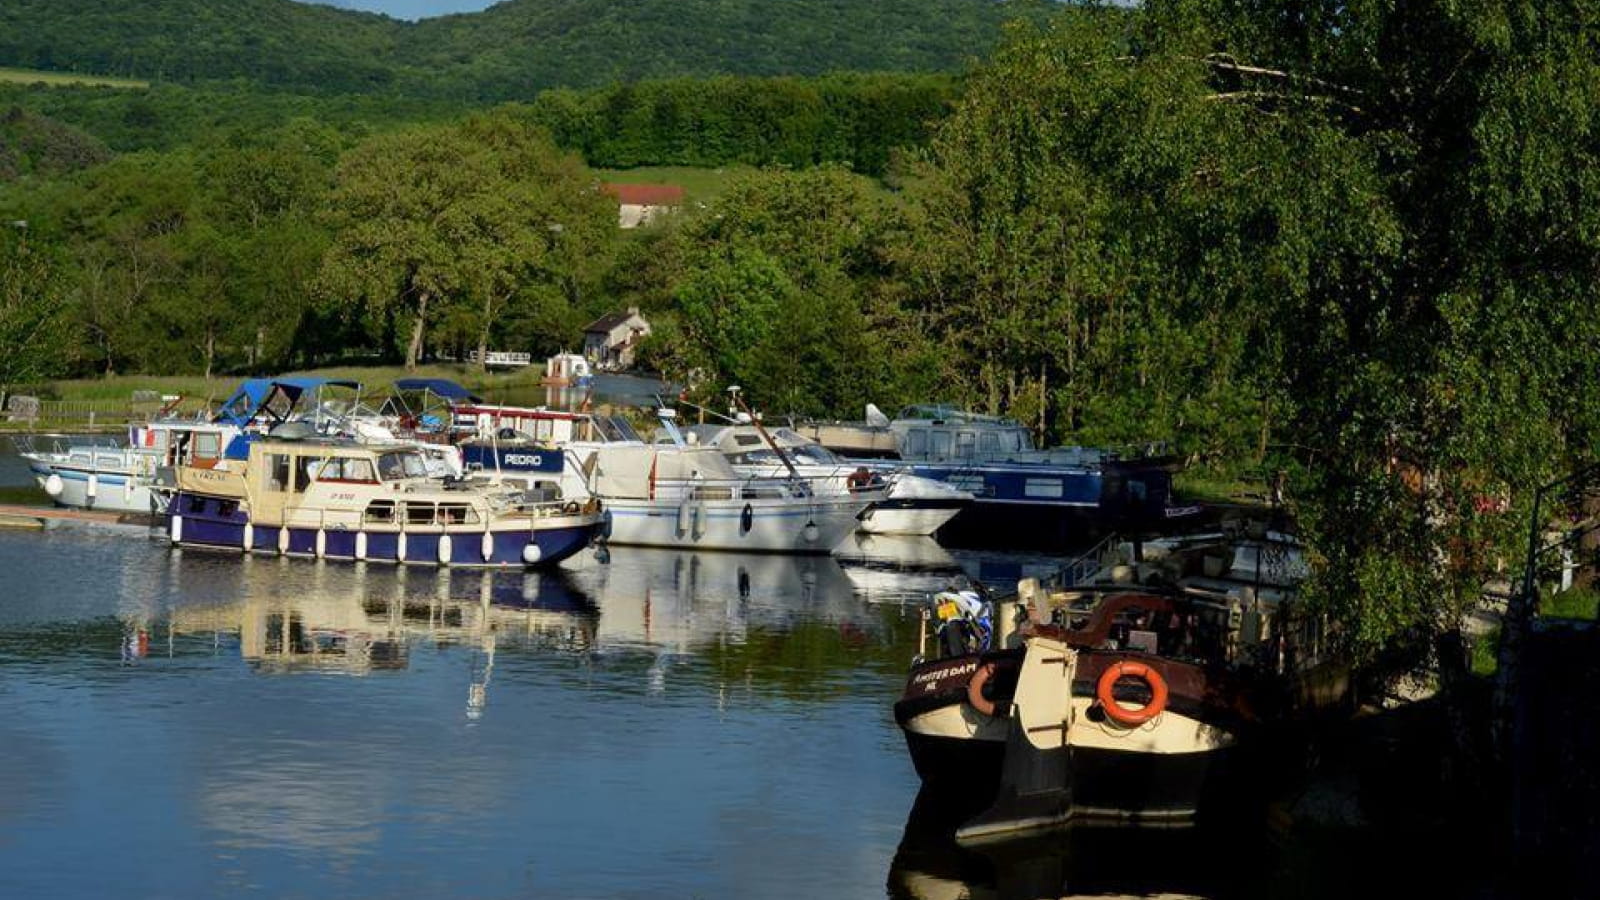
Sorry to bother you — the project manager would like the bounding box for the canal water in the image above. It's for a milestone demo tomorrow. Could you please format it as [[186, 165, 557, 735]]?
[[0, 439, 1457, 899], [0, 442, 1074, 899]]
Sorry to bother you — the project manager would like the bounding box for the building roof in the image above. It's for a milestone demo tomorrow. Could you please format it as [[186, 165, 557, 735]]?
[[583, 309, 648, 334], [601, 182, 685, 206]]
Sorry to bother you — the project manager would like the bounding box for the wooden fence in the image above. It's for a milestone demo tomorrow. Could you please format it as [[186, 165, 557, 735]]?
[[2, 393, 196, 430]]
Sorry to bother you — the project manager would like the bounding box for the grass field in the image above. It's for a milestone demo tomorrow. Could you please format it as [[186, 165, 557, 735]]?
[[0, 66, 148, 89], [594, 165, 754, 203], [37, 364, 549, 404]]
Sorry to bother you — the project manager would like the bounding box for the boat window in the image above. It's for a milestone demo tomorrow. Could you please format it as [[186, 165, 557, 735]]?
[[186, 495, 206, 514], [365, 500, 396, 524], [956, 431, 977, 459], [1010, 429, 1031, 452], [1025, 478, 1064, 498], [1127, 480, 1148, 502], [316, 456, 377, 483], [404, 502, 436, 525], [294, 456, 317, 492], [438, 503, 478, 525], [904, 429, 928, 458], [194, 432, 221, 459], [789, 446, 841, 465], [735, 434, 762, 446], [979, 432, 1001, 456], [377, 451, 429, 481], [266, 453, 292, 492], [929, 431, 953, 460]]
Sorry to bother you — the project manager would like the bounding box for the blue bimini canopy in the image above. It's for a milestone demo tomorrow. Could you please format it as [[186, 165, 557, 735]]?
[[392, 378, 482, 403], [212, 377, 364, 427]]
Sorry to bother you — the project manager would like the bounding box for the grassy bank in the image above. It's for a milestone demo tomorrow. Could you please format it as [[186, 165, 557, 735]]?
[[28, 364, 549, 403], [1, 364, 555, 431], [0, 66, 148, 89]]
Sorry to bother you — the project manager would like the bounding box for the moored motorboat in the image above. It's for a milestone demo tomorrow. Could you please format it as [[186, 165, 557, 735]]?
[[18, 377, 368, 515], [565, 442, 870, 554], [681, 423, 973, 537], [167, 437, 603, 567], [894, 529, 1343, 839], [798, 404, 1194, 548]]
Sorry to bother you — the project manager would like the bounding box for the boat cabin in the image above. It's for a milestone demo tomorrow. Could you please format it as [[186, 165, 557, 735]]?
[[678, 425, 847, 467], [175, 439, 483, 529]]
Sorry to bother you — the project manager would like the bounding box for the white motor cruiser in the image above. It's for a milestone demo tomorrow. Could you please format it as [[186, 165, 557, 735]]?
[[679, 423, 972, 537], [563, 410, 876, 554]]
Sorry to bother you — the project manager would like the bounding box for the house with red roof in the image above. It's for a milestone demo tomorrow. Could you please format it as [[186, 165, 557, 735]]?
[[601, 182, 685, 229]]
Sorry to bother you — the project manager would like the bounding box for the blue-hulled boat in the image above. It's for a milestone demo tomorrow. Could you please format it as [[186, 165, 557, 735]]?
[[799, 405, 1194, 548], [167, 436, 602, 568]]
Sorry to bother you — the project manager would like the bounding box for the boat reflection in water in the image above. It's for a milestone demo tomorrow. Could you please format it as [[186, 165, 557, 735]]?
[[566, 545, 872, 654], [834, 533, 972, 605], [888, 786, 1234, 900], [163, 556, 599, 717]]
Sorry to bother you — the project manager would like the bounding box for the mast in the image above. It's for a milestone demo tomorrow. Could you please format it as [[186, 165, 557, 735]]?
[[728, 386, 802, 484]]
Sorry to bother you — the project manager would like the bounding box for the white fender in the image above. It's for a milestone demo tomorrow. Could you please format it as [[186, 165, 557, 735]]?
[[691, 503, 705, 539], [355, 530, 368, 561], [43, 473, 63, 497], [315, 528, 327, 559], [802, 521, 821, 544], [438, 533, 453, 565], [277, 526, 289, 555], [521, 543, 543, 565], [676, 502, 691, 536], [481, 530, 494, 562], [170, 513, 183, 543], [397, 531, 408, 563], [243, 522, 254, 552], [86, 473, 98, 500]]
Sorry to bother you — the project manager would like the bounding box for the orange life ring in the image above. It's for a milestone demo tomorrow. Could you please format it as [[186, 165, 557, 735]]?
[[1096, 660, 1169, 727], [966, 661, 1000, 717]]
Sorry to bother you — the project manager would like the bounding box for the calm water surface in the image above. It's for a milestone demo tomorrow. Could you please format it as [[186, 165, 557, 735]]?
[[0, 442, 1105, 899]]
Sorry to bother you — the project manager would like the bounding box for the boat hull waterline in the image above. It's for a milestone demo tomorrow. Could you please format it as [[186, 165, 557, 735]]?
[[168, 491, 601, 568], [599, 495, 866, 554], [28, 459, 163, 515]]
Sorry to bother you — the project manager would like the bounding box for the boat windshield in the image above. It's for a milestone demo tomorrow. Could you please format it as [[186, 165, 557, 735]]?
[[737, 445, 843, 466], [594, 416, 641, 443], [376, 451, 430, 481]]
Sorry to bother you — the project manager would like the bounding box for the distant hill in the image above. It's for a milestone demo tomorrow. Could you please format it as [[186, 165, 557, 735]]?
[[0, 106, 112, 181], [0, 0, 404, 93], [0, 0, 1051, 99]]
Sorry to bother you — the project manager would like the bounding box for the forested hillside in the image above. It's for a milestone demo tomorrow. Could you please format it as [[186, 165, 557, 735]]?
[[0, 0, 1050, 98], [0, 0, 401, 93]]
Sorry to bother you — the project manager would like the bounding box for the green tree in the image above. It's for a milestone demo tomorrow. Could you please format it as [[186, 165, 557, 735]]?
[[0, 226, 72, 385]]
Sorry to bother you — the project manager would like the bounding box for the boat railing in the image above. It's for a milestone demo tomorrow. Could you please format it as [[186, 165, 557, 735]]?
[[652, 472, 856, 502], [1052, 531, 1123, 589], [11, 432, 125, 458]]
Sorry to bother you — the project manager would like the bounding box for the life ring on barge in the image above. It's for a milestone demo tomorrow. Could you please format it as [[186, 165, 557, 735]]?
[[966, 661, 1001, 717], [1096, 660, 1169, 727]]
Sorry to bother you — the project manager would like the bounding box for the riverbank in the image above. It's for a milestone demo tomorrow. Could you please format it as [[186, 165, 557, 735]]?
[[0, 363, 554, 432]]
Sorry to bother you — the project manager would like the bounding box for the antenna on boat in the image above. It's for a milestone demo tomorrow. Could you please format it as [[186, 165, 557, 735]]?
[[728, 386, 804, 486]]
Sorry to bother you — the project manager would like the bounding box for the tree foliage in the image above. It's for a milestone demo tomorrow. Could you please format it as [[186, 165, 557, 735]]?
[[319, 114, 612, 370]]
